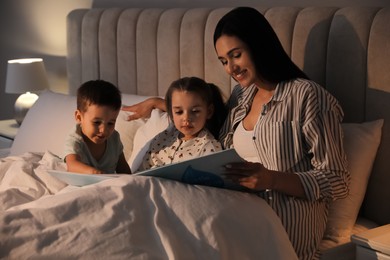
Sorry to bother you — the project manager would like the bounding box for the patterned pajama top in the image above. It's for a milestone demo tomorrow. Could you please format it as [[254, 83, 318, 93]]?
[[140, 125, 222, 171]]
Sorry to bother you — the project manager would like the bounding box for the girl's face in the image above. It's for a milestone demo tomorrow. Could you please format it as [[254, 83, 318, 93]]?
[[215, 35, 259, 87], [170, 90, 213, 140], [75, 104, 119, 145]]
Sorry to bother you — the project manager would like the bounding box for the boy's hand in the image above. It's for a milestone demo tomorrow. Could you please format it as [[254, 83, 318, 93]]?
[[65, 154, 105, 175]]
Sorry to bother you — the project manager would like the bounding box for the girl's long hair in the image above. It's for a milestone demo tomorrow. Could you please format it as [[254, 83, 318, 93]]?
[[165, 77, 227, 139]]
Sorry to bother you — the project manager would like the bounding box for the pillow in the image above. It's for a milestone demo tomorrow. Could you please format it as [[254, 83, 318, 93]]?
[[11, 90, 76, 157], [115, 93, 151, 160], [321, 119, 384, 249], [11, 90, 151, 161], [128, 109, 169, 172]]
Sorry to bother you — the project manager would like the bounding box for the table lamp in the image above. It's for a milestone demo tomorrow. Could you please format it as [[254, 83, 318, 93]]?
[[5, 58, 49, 125]]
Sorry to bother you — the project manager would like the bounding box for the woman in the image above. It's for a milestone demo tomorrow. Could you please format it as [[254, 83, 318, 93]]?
[[123, 7, 349, 260]]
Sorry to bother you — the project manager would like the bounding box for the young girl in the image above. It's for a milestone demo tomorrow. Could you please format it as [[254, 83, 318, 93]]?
[[138, 77, 227, 171], [64, 80, 131, 174]]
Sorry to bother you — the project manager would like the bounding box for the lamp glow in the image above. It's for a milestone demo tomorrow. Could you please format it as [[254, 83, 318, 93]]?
[[5, 58, 49, 125]]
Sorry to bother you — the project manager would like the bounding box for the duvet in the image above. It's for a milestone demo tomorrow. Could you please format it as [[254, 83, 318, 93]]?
[[0, 151, 297, 259]]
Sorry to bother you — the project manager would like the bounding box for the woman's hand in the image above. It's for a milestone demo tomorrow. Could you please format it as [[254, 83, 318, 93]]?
[[223, 161, 273, 191], [122, 97, 166, 121], [224, 161, 306, 198]]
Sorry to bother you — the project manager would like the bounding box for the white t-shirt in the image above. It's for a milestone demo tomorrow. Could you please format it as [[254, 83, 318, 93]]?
[[63, 124, 124, 173], [232, 121, 259, 163]]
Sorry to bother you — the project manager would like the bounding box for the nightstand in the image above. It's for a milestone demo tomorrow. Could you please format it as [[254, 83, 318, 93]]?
[[0, 119, 19, 149], [351, 224, 390, 260]]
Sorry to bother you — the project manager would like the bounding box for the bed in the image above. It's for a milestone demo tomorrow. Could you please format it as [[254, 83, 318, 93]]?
[[1, 6, 389, 260]]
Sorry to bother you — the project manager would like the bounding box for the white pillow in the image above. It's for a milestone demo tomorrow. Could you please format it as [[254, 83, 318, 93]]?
[[11, 90, 151, 160], [321, 119, 384, 249], [128, 109, 169, 172], [115, 94, 151, 160], [11, 90, 76, 157]]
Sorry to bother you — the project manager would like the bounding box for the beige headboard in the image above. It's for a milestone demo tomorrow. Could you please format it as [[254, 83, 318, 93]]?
[[66, 7, 390, 225]]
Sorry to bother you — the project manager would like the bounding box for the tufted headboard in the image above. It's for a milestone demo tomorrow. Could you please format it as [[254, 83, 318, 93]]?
[[66, 7, 390, 226]]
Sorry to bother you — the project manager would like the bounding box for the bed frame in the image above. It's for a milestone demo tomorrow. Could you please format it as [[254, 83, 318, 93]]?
[[66, 6, 390, 257]]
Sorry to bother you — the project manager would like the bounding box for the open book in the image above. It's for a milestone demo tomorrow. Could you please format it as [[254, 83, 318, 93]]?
[[47, 170, 122, 187], [48, 149, 254, 192]]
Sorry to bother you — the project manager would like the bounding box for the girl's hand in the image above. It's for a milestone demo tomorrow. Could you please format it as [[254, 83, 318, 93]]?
[[223, 161, 273, 191], [122, 97, 166, 121]]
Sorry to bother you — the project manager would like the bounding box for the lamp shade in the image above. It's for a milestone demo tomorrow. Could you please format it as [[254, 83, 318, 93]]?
[[5, 58, 49, 94]]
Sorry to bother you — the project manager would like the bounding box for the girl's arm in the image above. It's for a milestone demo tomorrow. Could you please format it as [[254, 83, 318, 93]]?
[[116, 152, 132, 174], [122, 97, 166, 121], [65, 154, 104, 174]]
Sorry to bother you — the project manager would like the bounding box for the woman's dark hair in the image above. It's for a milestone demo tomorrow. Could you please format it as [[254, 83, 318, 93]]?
[[77, 79, 122, 112], [213, 7, 308, 83], [165, 77, 227, 139]]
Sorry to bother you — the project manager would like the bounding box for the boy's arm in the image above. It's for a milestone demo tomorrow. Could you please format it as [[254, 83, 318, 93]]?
[[116, 152, 132, 174], [65, 154, 104, 174]]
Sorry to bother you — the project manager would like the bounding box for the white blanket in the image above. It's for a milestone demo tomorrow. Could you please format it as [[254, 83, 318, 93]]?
[[0, 152, 297, 259]]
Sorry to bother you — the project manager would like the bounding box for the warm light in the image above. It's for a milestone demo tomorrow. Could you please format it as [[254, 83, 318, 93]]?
[[14, 92, 40, 125], [8, 58, 43, 64], [5, 58, 49, 125]]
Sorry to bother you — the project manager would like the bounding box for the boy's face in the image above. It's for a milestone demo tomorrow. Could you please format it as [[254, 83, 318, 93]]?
[[171, 90, 213, 140], [75, 104, 119, 145]]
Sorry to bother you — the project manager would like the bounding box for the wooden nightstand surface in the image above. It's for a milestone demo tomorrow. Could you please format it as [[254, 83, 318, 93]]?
[[0, 119, 19, 140]]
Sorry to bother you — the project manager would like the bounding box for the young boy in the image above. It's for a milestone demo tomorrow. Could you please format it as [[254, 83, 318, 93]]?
[[64, 80, 131, 174]]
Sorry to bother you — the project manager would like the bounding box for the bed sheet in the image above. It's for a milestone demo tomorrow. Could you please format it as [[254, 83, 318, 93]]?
[[0, 151, 297, 259]]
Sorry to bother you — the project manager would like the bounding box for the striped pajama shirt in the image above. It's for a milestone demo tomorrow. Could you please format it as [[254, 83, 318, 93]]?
[[219, 78, 350, 260]]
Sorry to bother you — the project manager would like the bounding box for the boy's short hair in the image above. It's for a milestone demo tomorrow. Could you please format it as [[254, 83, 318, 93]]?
[[77, 80, 122, 112]]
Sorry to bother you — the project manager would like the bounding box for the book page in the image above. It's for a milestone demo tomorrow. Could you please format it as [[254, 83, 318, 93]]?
[[48, 170, 121, 186], [48, 149, 255, 192]]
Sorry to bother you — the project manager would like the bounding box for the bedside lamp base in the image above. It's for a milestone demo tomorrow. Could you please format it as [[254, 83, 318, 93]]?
[[14, 92, 39, 125]]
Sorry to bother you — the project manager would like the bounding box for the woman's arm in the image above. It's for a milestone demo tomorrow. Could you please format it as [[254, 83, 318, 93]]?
[[224, 162, 306, 198], [225, 111, 348, 200], [122, 97, 166, 121]]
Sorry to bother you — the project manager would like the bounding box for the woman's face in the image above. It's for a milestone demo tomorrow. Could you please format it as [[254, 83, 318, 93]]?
[[170, 90, 213, 140], [215, 35, 259, 87]]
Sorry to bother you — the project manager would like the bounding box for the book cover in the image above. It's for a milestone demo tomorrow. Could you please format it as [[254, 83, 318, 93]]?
[[134, 148, 253, 192]]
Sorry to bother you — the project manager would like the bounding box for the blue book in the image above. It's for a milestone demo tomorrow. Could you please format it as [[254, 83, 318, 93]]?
[[135, 148, 250, 192]]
